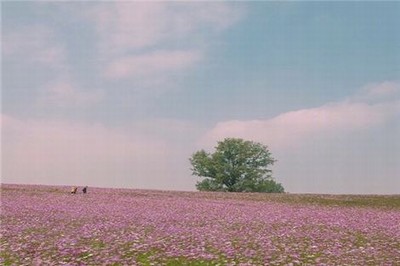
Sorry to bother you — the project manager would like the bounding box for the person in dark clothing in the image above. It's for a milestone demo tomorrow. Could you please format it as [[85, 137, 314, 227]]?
[[82, 186, 87, 194]]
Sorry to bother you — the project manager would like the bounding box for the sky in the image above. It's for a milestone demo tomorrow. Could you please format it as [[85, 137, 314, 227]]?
[[1, 2, 399, 194]]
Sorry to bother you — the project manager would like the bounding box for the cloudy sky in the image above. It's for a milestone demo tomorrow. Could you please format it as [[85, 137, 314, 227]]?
[[2, 2, 399, 194]]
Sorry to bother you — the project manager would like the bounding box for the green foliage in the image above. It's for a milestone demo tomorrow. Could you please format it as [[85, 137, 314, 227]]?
[[190, 138, 284, 193], [195, 178, 223, 191]]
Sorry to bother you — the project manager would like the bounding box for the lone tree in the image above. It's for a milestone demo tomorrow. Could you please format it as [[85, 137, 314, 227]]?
[[190, 138, 284, 193]]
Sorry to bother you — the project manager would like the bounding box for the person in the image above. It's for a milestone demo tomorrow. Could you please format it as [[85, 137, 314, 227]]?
[[82, 186, 87, 194], [71, 186, 78, 194]]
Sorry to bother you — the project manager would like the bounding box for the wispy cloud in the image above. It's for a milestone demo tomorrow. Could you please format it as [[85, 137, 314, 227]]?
[[86, 2, 244, 83], [3, 24, 104, 109], [3, 25, 66, 70], [3, 2, 245, 112], [39, 80, 104, 107], [201, 82, 400, 150], [351, 81, 400, 104], [89, 2, 244, 56], [105, 50, 202, 79]]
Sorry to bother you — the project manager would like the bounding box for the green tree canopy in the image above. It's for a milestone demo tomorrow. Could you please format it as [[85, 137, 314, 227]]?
[[190, 138, 284, 193]]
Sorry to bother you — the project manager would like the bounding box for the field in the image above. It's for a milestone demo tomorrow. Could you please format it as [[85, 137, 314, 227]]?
[[1, 184, 399, 265]]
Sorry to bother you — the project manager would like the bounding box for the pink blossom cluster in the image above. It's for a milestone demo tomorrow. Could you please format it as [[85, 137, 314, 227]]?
[[1, 184, 399, 265]]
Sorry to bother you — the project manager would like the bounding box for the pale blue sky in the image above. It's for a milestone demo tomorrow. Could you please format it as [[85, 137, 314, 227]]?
[[2, 2, 399, 194]]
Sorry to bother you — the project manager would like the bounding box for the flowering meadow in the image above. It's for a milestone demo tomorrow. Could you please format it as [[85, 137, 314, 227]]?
[[1, 184, 399, 265]]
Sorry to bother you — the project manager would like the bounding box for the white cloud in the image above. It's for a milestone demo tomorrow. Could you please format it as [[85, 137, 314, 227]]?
[[198, 82, 400, 194], [201, 82, 400, 151], [351, 81, 400, 104], [1, 115, 200, 190], [2, 82, 398, 194]]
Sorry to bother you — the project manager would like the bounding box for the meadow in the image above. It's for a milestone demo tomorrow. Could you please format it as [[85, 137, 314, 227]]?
[[1, 184, 399, 265]]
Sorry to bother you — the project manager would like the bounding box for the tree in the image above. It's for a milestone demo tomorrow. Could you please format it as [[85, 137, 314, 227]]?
[[190, 138, 284, 193]]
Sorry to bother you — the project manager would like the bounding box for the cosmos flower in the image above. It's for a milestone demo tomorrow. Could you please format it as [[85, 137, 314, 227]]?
[[1, 184, 399, 265]]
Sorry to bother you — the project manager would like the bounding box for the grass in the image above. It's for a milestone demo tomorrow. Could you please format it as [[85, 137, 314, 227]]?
[[2, 184, 399, 209]]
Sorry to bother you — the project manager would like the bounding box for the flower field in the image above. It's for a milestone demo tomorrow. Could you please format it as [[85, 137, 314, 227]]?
[[1, 184, 399, 265]]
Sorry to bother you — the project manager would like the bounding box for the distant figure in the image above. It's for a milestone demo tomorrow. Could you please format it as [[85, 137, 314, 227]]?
[[82, 186, 87, 194], [71, 186, 78, 194]]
